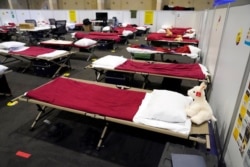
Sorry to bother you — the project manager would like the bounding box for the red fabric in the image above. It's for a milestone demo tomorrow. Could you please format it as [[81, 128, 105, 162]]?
[[116, 60, 206, 79], [89, 32, 120, 36], [9, 46, 55, 57], [26, 77, 146, 121], [173, 45, 191, 53], [75, 32, 121, 42], [129, 44, 191, 54], [113, 27, 137, 34], [146, 33, 198, 44]]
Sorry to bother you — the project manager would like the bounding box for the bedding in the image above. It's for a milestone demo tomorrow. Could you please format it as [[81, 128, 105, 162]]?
[[146, 32, 199, 44], [0, 44, 72, 77], [17, 77, 210, 147], [40, 39, 97, 61], [89, 55, 209, 89], [126, 44, 201, 60], [74, 32, 121, 42], [91, 55, 208, 79]]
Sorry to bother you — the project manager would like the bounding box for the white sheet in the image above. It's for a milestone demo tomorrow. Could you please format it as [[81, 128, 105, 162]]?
[[126, 45, 200, 59], [0, 46, 68, 59], [133, 91, 192, 135], [0, 65, 8, 75], [37, 50, 68, 58], [92, 55, 127, 69], [126, 47, 164, 54]]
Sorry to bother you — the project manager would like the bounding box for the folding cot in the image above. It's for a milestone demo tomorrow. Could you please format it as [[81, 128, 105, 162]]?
[[16, 77, 211, 150], [115, 23, 150, 36], [40, 39, 97, 61], [86, 55, 210, 89], [145, 32, 199, 47], [74, 31, 125, 51], [0, 64, 12, 96], [126, 44, 201, 62], [0, 42, 73, 78]]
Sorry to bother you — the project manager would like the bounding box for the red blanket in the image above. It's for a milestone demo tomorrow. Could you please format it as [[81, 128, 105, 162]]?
[[116, 60, 205, 79], [26, 77, 146, 121], [10, 46, 55, 57], [146, 33, 199, 44], [75, 32, 121, 42], [130, 44, 191, 54]]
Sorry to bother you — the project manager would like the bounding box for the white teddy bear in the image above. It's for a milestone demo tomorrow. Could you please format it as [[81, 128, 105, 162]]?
[[186, 82, 217, 125]]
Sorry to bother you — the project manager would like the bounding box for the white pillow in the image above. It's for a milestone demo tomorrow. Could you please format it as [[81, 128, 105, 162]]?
[[74, 38, 97, 47], [157, 29, 166, 33], [102, 26, 111, 31], [188, 45, 201, 54], [0, 41, 26, 49], [142, 89, 192, 123]]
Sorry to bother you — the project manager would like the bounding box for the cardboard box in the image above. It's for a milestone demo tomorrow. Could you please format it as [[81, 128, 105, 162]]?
[[82, 25, 92, 32], [18, 23, 35, 29]]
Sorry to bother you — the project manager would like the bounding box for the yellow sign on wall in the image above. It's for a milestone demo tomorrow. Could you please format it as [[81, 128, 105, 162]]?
[[144, 11, 154, 25], [69, 10, 76, 23]]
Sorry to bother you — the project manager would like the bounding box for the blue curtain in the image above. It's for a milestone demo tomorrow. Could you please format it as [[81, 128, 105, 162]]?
[[213, 0, 236, 6]]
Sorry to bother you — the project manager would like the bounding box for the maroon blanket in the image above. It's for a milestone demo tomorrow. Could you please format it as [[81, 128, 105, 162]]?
[[130, 44, 191, 54], [146, 33, 199, 44], [26, 77, 146, 121], [115, 60, 206, 79], [9, 46, 55, 57], [75, 32, 121, 42]]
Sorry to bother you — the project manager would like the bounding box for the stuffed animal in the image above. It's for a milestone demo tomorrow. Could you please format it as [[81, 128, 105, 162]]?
[[165, 28, 173, 36], [174, 35, 183, 42], [186, 82, 217, 125]]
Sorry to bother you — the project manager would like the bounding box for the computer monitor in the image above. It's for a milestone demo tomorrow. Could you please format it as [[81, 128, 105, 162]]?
[[96, 12, 108, 21]]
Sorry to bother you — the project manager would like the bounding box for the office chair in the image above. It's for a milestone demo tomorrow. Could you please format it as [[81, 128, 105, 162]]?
[[25, 19, 37, 27], [51, 20, 68, 39], [49, 18, 56, 25]]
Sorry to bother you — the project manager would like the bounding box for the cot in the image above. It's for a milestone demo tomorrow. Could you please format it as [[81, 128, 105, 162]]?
[[126, 44, 201, 62], [86, 55, 210, 89], [115, 23, 150, 36], [40, 39, 97, 61], [74, 31, 124, 50], [0, 65, 12, 96], [0, 43, 73, 78], [16, 77, 210, 150], [145, 32, 199, 47]]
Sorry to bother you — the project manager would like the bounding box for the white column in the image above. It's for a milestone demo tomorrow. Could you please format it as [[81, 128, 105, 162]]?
[[97, 0, 104, 10], [156, 0, 162, 10], [8, 0, 13, 9], [48, 0, 54, 10]]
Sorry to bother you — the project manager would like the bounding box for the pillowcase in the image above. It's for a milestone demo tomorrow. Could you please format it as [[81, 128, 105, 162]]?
[[188, 45, 201, 54], [74, 38, 97, 47], [142, 89, 192, 123], [0, 41, 26, 49]]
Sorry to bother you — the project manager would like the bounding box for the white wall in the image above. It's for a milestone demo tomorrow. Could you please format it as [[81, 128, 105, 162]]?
[[0, 9, 201, 33], [207, 4, 250, 167]]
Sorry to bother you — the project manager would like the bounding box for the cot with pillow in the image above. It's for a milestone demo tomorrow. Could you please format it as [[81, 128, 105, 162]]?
[[74, 32, 124, 50], [0, 64, 12, 96], [145, 32, 199, 47], [126, 44, 201, 62], [86, 55, 210, 89], [0, 41, 73, 78], [40, 38, 97, 61], [116, 23, 150, 36], [16, 77, 211, 150]]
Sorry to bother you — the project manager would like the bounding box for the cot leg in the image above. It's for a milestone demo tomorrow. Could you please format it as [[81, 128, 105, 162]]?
[[96, 122, 109, 151], [30, 110, 43, 131], [141, 74, 149, 89], [30, 105, 53, 131]]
